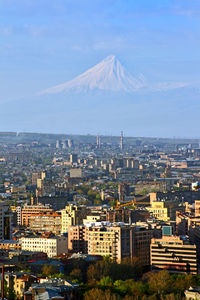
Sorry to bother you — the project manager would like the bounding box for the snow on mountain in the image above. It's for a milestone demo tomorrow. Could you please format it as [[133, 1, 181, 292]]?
[[40, 55, 146, 95], [40, 55, 189, 95]]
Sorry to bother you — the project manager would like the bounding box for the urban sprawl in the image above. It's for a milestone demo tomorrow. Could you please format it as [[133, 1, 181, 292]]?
[[1, 132, 200, 299]]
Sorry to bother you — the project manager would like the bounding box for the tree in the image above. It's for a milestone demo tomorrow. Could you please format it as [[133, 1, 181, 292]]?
[[76, 189, 84, 194], [96, 193, 101, 200], [99, 276, 113, 287], [84, 288, 117, 300], [3, 281, 16, 300], [87, 190, 97, 201], [8, 288, 17, 300], [172, 274, 194, 296], [148, 270, 172, 296], [114, 279, 147, 298], [70, 268, 83, 282], [42, 264, 56, 277]]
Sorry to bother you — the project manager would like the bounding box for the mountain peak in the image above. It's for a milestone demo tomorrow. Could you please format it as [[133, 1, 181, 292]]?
[[40, 55, 145, 95], [103, 54, 116, 62]]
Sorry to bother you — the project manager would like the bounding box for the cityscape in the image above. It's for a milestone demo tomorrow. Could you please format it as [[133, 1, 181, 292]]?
[[2, 0, 200, 299], [0, 132, 200, 298]]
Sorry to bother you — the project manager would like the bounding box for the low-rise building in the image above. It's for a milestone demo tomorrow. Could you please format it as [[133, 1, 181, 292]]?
[[20, 236, 68, 258]]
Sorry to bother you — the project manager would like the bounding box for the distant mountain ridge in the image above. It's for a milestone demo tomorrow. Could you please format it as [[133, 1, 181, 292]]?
[[40, 55, 187, 95]]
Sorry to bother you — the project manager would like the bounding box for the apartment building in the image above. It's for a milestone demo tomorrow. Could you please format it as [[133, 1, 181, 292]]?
[[28, 212, 61, 235], [17, 204, 53, 226], [20, 236, 68, 257], [61, 204, 89, 234], [68, 225, 88, 253], [68, 223, 152, 264], [87, 225, 129, 262], [147, 199, 181, 221], [0, 202, 12, 240], [147, 201, 169, 221], [151, 235, 197, 274], [131, 226, 153, 266]]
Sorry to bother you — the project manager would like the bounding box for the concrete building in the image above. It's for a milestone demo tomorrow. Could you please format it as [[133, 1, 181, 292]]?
[[195, 200, 200, 217], [61, 205, 89, 234], [68, 225, 88, 254], [131, 226, 153, 266], [147, 199, 181, 221], [70, 168, 83, 178], [106, 209, 133, 223], [87, 225, 129, 262], [68, 223, 152, 265], [151, 234, 197, 274], [56, 140, 60, 149], [0, 202, 12, 240], [20, 236, 68, 258], [70, 154, 78, 164], [68, 139, 73, 148], [32, 171, 46, 185], [2, 273, 37, 300], [28, 212, 62, 235], [17, 204, 53, 226], [146, 201, 169, 221]]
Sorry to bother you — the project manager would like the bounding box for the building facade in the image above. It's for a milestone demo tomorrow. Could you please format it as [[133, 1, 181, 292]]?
[[61, 205, 89, 234], [151, 235, 197, 274], [68, 223, 152, 265], [20, 236, 68, 258]]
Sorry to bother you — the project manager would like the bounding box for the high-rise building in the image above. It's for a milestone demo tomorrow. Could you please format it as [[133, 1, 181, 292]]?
[[56, 140, 60, 149], [62, 140, 67, 149], [70, 154, 78, 164], [68, 223, 152, 264], [96, 135, 101, 148], [61, 205, 89, 234], [28, 212, 62, 235], [68, 139, 73, 148]]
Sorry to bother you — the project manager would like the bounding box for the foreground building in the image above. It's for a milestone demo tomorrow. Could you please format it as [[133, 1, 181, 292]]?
[[151, 234, 197, 274], [68, 222, 152, 264]]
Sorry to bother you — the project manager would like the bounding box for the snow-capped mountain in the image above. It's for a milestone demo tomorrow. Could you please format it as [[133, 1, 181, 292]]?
[[0, 55, 198, 136], [40, 55, 146, 94], [40, 55, 188, 95]]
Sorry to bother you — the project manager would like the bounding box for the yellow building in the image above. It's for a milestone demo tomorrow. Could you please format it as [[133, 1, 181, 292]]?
[[61, 204, 88, 234], [87, 225, 129, 262], [146, 201, 169, 221], [3, 273, 36, 299]]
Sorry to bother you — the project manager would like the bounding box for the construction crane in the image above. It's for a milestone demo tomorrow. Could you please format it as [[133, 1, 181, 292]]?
[[116, 195, 150, 209]]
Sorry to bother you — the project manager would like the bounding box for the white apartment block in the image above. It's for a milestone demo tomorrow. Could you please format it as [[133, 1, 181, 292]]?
[[20, 236, 68, 258]]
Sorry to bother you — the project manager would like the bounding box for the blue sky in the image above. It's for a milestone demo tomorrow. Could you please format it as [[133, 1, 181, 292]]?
[[1, 0, 200, 103]]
